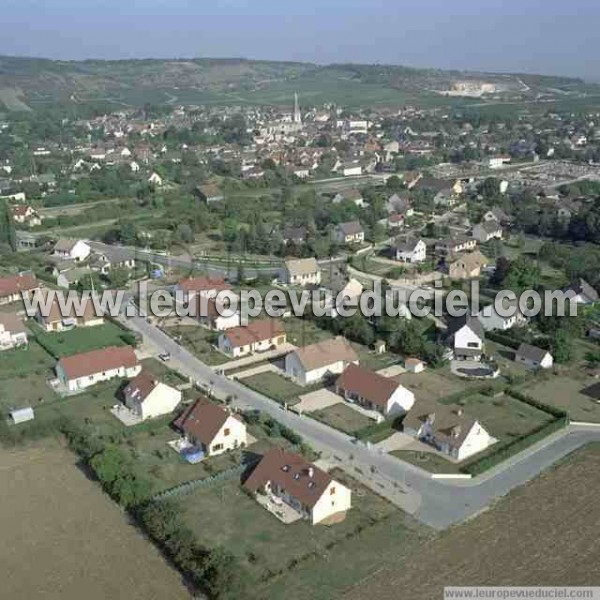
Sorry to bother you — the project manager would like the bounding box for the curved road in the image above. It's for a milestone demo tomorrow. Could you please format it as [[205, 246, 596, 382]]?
[[123, 312, 600, 530]]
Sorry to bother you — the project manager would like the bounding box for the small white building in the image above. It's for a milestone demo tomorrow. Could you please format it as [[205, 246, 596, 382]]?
[[52, 239, 91, 262], [395, 238, 427, 263], [448, 317, 485, 361], [0, 312, 28, 351], [477, 300, 527, 332], [279, 258, 321, 287], [9, 407, 35, 425], [404, 358, 425, 374], [472, 221, 503, 243], [515, 343, 554, 370], [122, 370, 182, 420]]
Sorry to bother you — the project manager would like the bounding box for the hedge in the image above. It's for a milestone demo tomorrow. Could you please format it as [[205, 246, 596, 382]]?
[[486, 331, 521, 350]]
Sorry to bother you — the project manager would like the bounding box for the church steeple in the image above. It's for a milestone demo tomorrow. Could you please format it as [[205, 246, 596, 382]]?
[[293, 92, 302, 125]]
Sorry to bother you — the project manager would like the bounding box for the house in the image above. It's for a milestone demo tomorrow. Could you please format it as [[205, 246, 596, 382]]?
[[404, 399, 495, 461], [197, 295, 241, 331], [52, 239, 91, 262], [334, 221, 365, 245], [448, 251, 488, 280], [332, 189, 365, 207], [35, 290, 104, 332], [194, 183, 224, 204], [57, 267, 92, 289], [280, 258, 321, 287], [218, 319, 286, 358], [417, 177, 463, 207], [285, 336, 359, 385], [335, 364, 415, 417], [404, 358, 425, 374], [0, 272, 40, 305], [472, 221, 503, 243], [477, 299, 526, 332], [385, 193, 414, 217], [563, 278, 599, 305], [446, 316, 485, 361], [91, 247, 137, 271], [282, 226, 307, 245], [243, 448, 352, 525], [387, 213, 405, 229], [483, 207, 511, 225], [435, 237, 477, 257], [176, 276, 231, 301], [148, 172, 163, 186], [174, 398, 247, 458], [122, 370, 182, 420], [341, 163, 362, 177], [515, 343, 554, 370], [0, 312, 28, 351], [488, 155, 511, 169], [10, 205, 43, 227], [56, 346, 141, 392], [394, 237, 426, 263]]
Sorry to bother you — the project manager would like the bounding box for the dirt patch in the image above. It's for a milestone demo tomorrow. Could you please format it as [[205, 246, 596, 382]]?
[[0, 441, 190, 599], [344, 444, 600, 600]]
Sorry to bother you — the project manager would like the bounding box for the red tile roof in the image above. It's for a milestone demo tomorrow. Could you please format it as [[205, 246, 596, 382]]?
[[223, 319, 285, 349], [0, 273, 39, 299], [335, 363, 401, 409], [173, 398, 234, 446], [244, 448, 332, 509], [123, 370, 160, 403], [57, 346, 138, 380], [177, 276, 231, 294]]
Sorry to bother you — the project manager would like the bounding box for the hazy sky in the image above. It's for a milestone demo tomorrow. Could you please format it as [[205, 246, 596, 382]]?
[[2, 0, 600, 79]]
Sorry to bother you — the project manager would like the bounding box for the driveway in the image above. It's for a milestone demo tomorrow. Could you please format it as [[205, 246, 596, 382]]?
[[296, 389, 342, 413]]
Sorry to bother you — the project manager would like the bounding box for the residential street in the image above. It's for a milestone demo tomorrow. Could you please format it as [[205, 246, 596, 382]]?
[[123, 312, 600, 530]]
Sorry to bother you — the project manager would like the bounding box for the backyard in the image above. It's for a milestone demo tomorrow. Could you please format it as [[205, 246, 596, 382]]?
[[177, 469, 413, 586], [241, 371, 313, 406], [163, 324, 231, 366], [311, 402, 373, 435]]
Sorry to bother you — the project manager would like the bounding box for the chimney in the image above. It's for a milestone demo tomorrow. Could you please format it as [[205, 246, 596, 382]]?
[[456, 408, 463, 417], [308, 467, 314, 478]]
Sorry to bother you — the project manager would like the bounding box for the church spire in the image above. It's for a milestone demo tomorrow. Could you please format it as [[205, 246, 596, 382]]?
[[293, 92, 302, 125]]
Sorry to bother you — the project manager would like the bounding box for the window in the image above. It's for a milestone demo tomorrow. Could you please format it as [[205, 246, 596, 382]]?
[[467, 342, 479, 348], [212, 443, 223, 452], [224, 428, 230, 436], [330, 487, 336, 495]]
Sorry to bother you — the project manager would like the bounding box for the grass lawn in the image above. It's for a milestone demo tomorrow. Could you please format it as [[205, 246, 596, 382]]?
[[177, 469, 405, 584], [351, 343, 400, 371], [283, 316, 333, 347], [391, 450, 462, 474], [242, 371, 312, 406], [0, 340, 59, 412], [452, 392, 554, 443], [486, 341, 531, 382], [163, 324, 231, 366], [393, 369, 468, 403], [521, 372, 600, 422], [311, 403, 373, 435], [29, 321, 130, 357]]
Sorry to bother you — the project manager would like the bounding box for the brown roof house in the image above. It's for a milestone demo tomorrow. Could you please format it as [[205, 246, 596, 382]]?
[[122, 370, 182, 421], [285, 336, 359, 385], [333, 221, 365, 245], [0, 312, 28, 351], [218, 319, 286, 358], [279, 257, 321, 287], [35, 290, 104, 332], [0, 272, 40, 305], [56, 346, 141, 393], [448, 251, 488, 280], [243, 448, 352, 525], [335, 364, 415, 418], [404, 399, 496, 461], [174, 398, 247, 459]]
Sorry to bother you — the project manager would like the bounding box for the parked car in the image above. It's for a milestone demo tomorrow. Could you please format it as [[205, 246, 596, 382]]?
[[158, 352, 171, 361]]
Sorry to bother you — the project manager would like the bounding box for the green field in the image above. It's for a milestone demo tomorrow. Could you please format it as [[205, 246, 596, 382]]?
[[163, 325, 231, 366], [0, 87, 31, 111], [29, 321, 130, 357], [242, 371, 310, 406], [311, 403, 373, 435]]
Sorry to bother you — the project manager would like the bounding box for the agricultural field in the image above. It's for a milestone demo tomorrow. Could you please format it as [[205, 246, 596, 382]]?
[[344, 444, 600, 600], [0, 87, 31, 111], [0, 441, 188, 600]]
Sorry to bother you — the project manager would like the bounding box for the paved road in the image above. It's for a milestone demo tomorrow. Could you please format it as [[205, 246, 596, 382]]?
[[124, 312, 600, 530], [89, 241, 282, 280]]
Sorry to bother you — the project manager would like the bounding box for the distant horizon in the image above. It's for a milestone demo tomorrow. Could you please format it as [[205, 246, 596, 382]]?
[[0, 52, 593, 84], [1, 0, 598, 82]]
